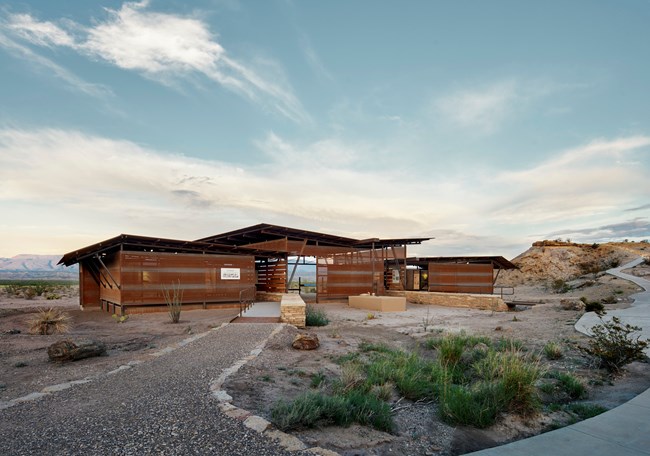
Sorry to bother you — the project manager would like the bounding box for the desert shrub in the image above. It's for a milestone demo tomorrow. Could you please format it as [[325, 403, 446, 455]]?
[[493, 337, 524, 352], [45, 293, 62, 300], [580, 316, 649, 372], [601, 295, 617, 304], [32, 284, 50, 296], [544, 342, 564, 360], [585, 301, 604, 313], [551, 279, 570, 294], [162, 280, 183, 324], [5, 284, 21, 296], [609, 259, 621, 268], [28, 308, 70, 335], [340, 362, 365, 392], [23, 287, 37, 300], [305, 304, 329, 327]]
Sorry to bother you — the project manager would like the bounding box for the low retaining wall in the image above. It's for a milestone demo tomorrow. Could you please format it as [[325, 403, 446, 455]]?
[[387, 291, 508, 312], [349, 295, 406, 312], [280, 294, 306, 328]]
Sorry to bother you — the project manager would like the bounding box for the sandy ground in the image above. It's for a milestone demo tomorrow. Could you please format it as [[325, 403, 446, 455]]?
[[0, 289, 239, 402], [1, 262, 649, 455]]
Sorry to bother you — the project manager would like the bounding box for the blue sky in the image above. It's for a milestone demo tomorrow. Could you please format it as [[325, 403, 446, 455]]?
[[0, 0, 648, 258]]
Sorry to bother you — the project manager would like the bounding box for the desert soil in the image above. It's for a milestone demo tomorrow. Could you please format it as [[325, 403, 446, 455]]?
[[1, 257, 649, 455]]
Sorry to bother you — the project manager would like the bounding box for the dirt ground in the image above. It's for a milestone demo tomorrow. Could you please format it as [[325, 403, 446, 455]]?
[[225, 261, 650, 456], [0, 289, 239, 403], [1, 260, 649, 455]]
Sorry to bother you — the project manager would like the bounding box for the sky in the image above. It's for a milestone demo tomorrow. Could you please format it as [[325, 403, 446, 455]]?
[[0, 0, 649, 260]]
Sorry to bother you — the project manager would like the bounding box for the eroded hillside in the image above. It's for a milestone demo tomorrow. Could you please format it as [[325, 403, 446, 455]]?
[[497, 240, 650, 286]]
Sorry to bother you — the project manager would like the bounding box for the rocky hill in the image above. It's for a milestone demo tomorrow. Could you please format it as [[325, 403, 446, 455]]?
[[496, 241, 649, 286], [0, 254, 78, 280]]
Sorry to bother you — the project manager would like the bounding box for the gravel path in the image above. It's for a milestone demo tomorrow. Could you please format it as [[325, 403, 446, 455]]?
[[0, 323, 293, 455]]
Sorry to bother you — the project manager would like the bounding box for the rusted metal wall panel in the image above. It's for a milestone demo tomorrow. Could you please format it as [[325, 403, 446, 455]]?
[[256, 258, 287, 293], [98, 253, 122, 304], [79, 263, 100, 307], [316, 249, 385, 298], [117, 251, 255, 306], [428, 263, 494, 294]]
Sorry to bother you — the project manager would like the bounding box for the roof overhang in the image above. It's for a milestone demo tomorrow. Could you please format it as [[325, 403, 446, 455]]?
[[406, 256, 517, 270]]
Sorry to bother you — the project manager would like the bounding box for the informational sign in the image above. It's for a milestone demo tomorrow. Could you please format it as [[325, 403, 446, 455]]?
[[221, 267, 241, 280], [392, 269, 401, 284]]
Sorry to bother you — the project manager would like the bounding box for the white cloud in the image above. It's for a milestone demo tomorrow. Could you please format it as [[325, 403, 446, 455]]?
[[0, 31, 112, 99], [0, 128, 648, 259], [435, 78, 586, 133], [436, 80, 518, 133], [1, 2, 309, 123]]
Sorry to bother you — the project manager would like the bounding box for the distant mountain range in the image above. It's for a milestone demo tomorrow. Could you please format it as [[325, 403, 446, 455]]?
[[0, 254, 78, 280], [0, 254, 317, 282]]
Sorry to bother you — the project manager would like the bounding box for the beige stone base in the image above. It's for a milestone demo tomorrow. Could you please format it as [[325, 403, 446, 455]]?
[[280, 294, 306, 328], [348, 295, 407, 312], [387, 290, 508, 312]]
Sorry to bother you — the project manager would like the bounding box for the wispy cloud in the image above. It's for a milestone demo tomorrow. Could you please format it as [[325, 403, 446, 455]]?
[[546, 218, 650, 241], [0, 30, 112, 100], [1, 128, 648, 257], [1, 1, 309, 123], [435, 79, 586, 134], [626, 203, 650, 212], [299, 33, 333, 81]]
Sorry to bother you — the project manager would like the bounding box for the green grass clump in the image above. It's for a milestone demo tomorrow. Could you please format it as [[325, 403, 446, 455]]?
[[270, 390, 392, 432], [566, 403, 607, 420], [544, 342, 564, 360], [305, 304, 330, 327], [547, 371, 586, 400], [439, 382, 504, 428]]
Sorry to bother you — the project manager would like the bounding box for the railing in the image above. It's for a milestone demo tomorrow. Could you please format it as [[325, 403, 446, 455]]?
[[239, 286, 257, 317], [494, 286, 515, 299]]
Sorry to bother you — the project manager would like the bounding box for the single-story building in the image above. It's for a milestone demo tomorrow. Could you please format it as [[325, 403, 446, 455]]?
[[59, 224, 431, 314]]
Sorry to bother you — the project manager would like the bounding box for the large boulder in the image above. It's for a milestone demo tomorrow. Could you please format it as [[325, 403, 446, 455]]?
[[292, 333, 320, 350], [47, 339, 107, 363]]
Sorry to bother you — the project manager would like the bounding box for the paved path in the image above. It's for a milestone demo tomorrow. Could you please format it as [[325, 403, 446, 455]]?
[[575, 257, 650, 355], [468, 257, 650, 455], [0, 323, 291, 455]]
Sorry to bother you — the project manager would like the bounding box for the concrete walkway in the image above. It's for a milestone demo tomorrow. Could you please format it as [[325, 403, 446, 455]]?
[[468, 257, 650, 455], [241, 301, 281, 317], [575, 257, 650, 355]]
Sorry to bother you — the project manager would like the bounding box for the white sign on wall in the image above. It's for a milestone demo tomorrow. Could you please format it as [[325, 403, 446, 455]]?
[[221, 268, 241, 280]]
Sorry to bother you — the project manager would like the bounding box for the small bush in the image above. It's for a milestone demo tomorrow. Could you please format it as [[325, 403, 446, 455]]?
[[580, 316, 649, 372], [28, 308, 70, 335], [601, 295, 617, 305], [544, 342, 564, 360], [23, 287, 37, 300], [585, 301, 604, 313], [305, 304, 329, 327], [162, 280, 183, 324], [551, 279, 570, 294], [310, 371, 326, 388]]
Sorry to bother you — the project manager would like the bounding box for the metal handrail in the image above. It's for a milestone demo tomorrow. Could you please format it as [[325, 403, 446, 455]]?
[[494, 286, 515, 298], [238, 286, 257, 317]]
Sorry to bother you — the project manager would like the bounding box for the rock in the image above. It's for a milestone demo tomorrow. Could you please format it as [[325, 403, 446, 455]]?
[[560, 299, 585, 311], [292, 333, 320, 350], [4, 329, 20, 335], [47, 339, 107, 363]]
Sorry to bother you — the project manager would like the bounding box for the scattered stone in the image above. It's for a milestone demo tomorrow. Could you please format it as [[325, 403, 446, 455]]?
[[560, 299, 586, 311], [495, 326, 502, 331], [243, 415, 271, 433], [292, 333, 320, 350], [4, 329, 21, 335], [47, 339, 107, 363]]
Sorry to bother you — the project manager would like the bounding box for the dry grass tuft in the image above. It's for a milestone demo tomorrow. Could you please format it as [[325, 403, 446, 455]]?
[[28, 307, 71, 335]]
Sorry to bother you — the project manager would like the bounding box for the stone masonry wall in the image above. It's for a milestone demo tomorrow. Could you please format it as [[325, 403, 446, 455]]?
[[280, 294, 306, 327], [387, 290, 508, 312]]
